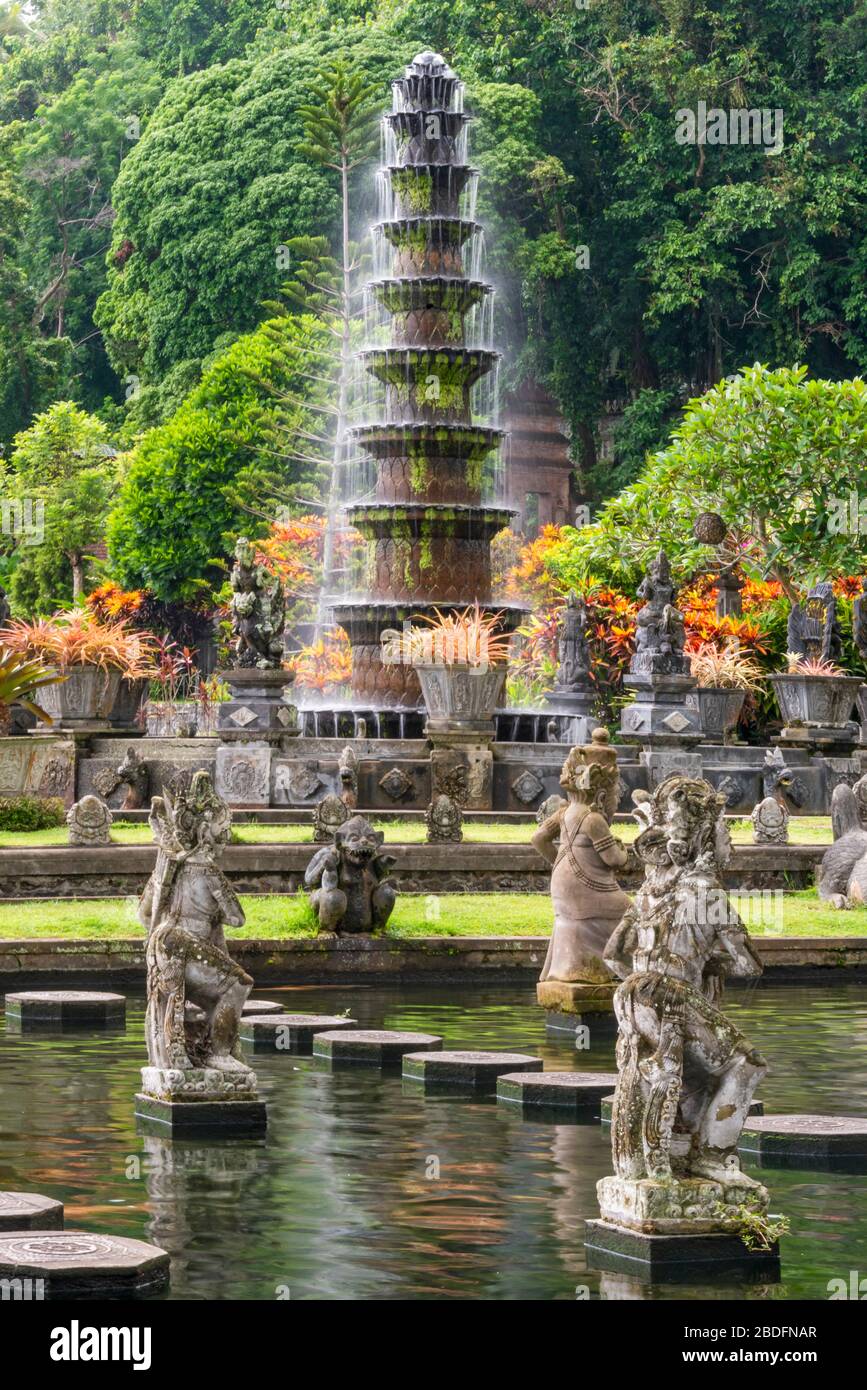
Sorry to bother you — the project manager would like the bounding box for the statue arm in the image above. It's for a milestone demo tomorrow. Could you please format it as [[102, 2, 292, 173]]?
[[583, 811, 629, 870], [531, 811, 562, 866], [304, 846, 336, 889], [603, 905, 639, 979], [211, 871, 245, 929], [713, 917, 763, 979]]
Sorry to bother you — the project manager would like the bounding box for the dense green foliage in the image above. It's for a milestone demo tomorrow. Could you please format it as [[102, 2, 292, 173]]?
[[0, 795, 65, 831], [107, 314, 332, 601]]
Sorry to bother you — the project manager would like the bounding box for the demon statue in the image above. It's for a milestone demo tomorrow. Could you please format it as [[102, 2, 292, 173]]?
[[819, 775, 867, 908], [534, 728, 632, 1016], [67, 795, 112, 846], [854, 576, 867, 664], [137, 771, 259, 1108], [631, 551, 690, 677], [597, 774, 771, 1235], [304, 814, 397, 936], [229, 536, 286, 670], [750, 749, 800, 845]]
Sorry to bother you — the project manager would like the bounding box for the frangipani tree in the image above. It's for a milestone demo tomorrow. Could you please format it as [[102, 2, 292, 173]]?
[[551, 365, 867, 599]]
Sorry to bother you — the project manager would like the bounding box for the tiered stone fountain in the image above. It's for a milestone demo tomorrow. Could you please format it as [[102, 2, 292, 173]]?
[[333, 50, 521, 711]]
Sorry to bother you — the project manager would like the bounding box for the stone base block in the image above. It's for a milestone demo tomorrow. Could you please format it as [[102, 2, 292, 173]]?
[[240, 1012, 357, 1054], [0, 1230, 170, 1297], [584, 1219, 780, 1284], [739, 1113, 867, 1171], [313, 1028, 442, 1067], [403, 1049, 543, 1093], [496, 1070, 618, 1120], [0, 1192, 64, 1231], [135, 1093, 267, 1137], [240, 999, 284, 1016], [4, 990, 126, 1028], [215, 743, 272, 807], [139, 1065, 259, 1103], [597, 1173, 769, 1235], [536, 980, 616, 1016]]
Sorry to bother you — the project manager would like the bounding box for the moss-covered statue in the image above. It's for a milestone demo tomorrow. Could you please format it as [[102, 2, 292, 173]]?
[[304, 814, 397, 936], [534, 728, 631, 1012], [597, 774, 770, 1234], [139, 772, 255, 1086], [229, 535, 286, 670]]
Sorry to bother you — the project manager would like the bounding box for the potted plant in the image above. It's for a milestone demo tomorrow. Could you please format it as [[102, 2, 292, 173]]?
[[769, 655, 864, 733], [145, 639, 202, 736], [387, 604, 512, 733], [686, 642, 765, 743], [0, 647, 64, 736], [0, 612, 155, 728]]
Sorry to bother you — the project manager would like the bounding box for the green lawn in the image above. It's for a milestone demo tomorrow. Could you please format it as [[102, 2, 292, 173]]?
[[0, 889, 863, 940], [0, 814, 834, 849]]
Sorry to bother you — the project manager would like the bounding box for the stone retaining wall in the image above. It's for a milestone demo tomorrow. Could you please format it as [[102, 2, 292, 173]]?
[[0, 934, 862, 987], [0, 842, 823, 899]]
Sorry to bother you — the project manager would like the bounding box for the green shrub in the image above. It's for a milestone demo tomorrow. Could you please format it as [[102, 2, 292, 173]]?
[[0, 796, 66, 831]]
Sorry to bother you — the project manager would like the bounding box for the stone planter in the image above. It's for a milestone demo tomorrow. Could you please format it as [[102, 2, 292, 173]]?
[[858, 684, 867, 744], [768, 672, 863, 730], [686, 686, 746, 742], [145, 701, 200, 738], [110, 677, 148, 729], [40, 666, 120, 729], [415, 662, 507, 734]]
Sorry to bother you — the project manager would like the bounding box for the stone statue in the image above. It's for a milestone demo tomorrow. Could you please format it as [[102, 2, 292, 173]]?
[[0, 584, 10, 627], [94, 746, 149, 810], [304, 814, 397, 935], [631, 551, 690, 677], [787, 582, 843, 665], [554, 591, 591, 690], [426, 793, 463, 842], [536, 793, 566, 826], [598, 774, 770, 1234], [338, 745, 359, 809], [854, 577, 867, 663], [313, 792, 349, 843], [229, 536, 286, 670], [67, 795, 112, 847], [819, 778, 867, 908], [534, 729, 632, 1010], [138, 771, 256, 1089], [751, 750, 797, 844]]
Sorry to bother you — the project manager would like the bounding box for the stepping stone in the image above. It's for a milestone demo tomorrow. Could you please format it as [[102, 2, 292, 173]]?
[[739, 1114, 867, 1170], [241, 999, 284, 1016], [4, 991, 126, 1028], [313, 1029, 442, 1068], [600, 1094, 764, 1124], [497, 1071, 618, 1117], [0, 1192, 64, 1232], [403, 1050, 543, 1093], [0, 1230, 169, 1298], [240, 1013, 357, 1054]]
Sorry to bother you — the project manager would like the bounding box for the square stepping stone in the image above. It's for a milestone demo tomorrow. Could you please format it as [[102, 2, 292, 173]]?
[[0, 1230, 169, 1298], [497, 1070, 618, 1118], [313, 1029, 442, 1068], [403, 1050, 543, 1093], [739, 1114, 867, 1171], [0, 1192, 64, 1232], [4, 991, 126, 1029], [240, 1013, 357, 1054], [241, 999, 284, 1016]]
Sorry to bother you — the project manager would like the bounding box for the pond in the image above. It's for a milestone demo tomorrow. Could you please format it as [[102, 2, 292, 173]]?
[[1, 980, 865, 1301]]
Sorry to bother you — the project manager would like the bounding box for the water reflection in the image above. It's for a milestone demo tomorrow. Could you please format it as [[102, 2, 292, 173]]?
[[0, 983, 865, 1299]]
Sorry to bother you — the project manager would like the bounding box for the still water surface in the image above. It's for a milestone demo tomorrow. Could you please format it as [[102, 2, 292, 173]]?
[[1, 981, 866, 1300]]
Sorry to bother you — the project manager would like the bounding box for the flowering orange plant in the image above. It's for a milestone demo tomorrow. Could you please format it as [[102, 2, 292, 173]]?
[[85, 582, 146, 624], [288, 628, 352, 694]]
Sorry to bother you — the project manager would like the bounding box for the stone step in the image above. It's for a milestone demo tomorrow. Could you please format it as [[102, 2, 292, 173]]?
[[403, 1049, 543, 1092], [313, 1028, 443, 1067], [4, 990, 126, 1028], [739, 1113, 867, 1170], [240, 1013, 357, 1053], [0, 1192, 64, 1232], [0, 1230, 169, 1297], [497, 1070, 618, 1116]]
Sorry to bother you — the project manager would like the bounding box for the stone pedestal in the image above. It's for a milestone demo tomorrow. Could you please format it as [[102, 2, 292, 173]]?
[[215, 667, 298, 807], [640, 746, 704, 787], [584, 1219, 780, 1284], [536, 979, 616, 1019], [135, 1067, 267, 1137], [429, 731, 494, 811], [620, 673, 703, 747]]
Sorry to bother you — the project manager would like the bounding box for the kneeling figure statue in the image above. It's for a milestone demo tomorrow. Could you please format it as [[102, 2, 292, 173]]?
[[304, 815, 397, 936]]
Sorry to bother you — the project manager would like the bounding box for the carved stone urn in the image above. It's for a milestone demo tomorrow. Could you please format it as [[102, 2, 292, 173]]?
[[768, 672, 862, 745], [40, 666, 120, 730], [685, 686, 746, 742], [414, 661, 507, 735]]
